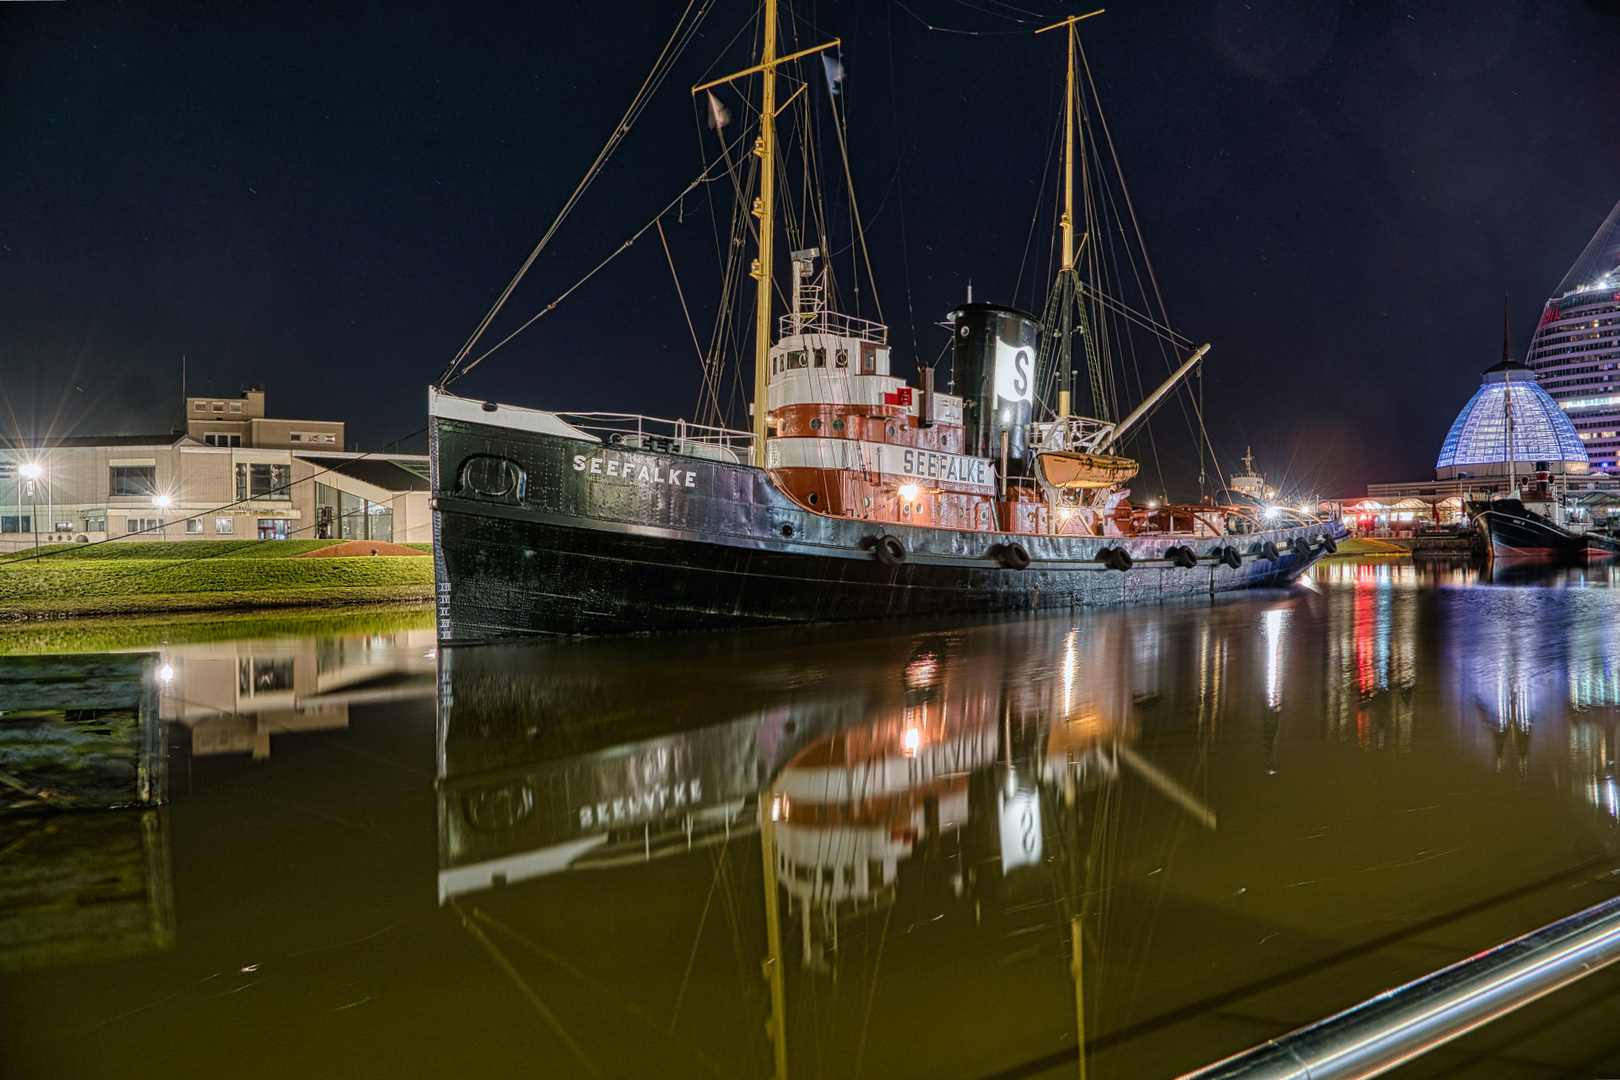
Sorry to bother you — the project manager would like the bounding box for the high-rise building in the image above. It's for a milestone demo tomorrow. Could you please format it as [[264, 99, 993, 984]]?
[[1527, 198, 1620, 475]]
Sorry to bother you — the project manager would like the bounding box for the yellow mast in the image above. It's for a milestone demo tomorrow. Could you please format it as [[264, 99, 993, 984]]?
[[753, 2, 778, 454], [692, 4, 837, 460], [1037, 10, 1102, 423], [1060, 22, 1075, 421]]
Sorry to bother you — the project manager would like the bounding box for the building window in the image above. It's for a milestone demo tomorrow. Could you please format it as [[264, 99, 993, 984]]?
[[235, 462, 290, 501], [324, 434, 336, 443], [185, 518, 204, 534], [215, 518, 235, 534], [0, 516, 31, 533], [257, 518, 291, 540], [84, 517, 106, 532], [126, 518, 164, 535], [53, 521, 71, 532], [204, 434, 242, 447], [213, 403, 225, 412], [110, 465, 157, 496], [193, 402, 206, 411], [290, 433, 302, 442], [230, 403, 243, 413]]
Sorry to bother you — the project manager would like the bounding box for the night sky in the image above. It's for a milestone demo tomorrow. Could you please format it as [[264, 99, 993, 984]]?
[[5, 0, 1620, 498]]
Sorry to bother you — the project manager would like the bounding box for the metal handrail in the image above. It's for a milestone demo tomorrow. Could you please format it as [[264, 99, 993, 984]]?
[[778, 308, 888, 343], [554, 411, 756, 454], [1177, 893, 1620, 1080]]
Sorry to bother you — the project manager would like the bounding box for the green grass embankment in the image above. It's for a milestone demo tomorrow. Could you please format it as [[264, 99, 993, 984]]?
[[1324, 537, 1411, 557], [0, 540, 435, 621], [0, 605, 435, 655]]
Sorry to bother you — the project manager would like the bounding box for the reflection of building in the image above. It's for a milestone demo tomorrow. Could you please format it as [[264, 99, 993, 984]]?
[[155, 630, 435, 759], [0, 390, 429, 550]]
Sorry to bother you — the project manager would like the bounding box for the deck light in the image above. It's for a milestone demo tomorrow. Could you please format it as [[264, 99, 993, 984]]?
[[160, 664, 174, 683], [903, 726, 921, 757], [1264, 505, 1280, 519], [898, 484, 918, 500], [153, 494, 172, 509]]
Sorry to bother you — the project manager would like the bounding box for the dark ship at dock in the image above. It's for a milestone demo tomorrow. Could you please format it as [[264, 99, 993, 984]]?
[[427, 4, 1345, 642]]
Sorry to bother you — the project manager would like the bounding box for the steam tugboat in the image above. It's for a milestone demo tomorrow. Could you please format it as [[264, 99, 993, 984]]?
[[427, 4, 1345, 642]]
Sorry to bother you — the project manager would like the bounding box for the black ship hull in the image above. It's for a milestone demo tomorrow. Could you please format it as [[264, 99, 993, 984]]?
[[431, 406, 1346, 642], [1473, 499, 1620, 564]]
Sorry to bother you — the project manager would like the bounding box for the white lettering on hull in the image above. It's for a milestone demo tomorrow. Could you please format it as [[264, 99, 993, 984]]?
[[766, 437, 996, 493], [574, 452, 698, 488]]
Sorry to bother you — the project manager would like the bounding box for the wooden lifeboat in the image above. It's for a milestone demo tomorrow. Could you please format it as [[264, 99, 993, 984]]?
[[1036, 450, 1139, 489]]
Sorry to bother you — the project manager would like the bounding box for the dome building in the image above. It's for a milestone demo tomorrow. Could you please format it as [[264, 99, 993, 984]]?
[[1435, 359, 1588, 480]]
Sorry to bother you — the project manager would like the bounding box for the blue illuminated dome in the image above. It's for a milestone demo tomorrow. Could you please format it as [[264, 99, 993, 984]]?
[[1435, 360, 1589, 479]]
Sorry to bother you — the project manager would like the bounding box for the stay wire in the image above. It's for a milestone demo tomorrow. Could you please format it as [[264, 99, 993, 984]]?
[[451, 126, 755, 383], [437, 0, 715, 388]]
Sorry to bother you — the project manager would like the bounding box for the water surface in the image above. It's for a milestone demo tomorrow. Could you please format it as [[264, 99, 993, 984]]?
[[3, 563, 1620, 1079]]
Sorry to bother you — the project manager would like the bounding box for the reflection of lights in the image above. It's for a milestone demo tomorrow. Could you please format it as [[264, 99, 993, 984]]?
[[903, 726, 920, 757], [770, 794, 783, 821], [904, 653, 937, 688], [159, 664, 174, 683], [1062, 628, 1078, 717], [898, 484, 918, 501], [1262, 608, 1286, 709]]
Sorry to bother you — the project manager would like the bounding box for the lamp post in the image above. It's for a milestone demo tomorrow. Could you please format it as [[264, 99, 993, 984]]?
[[18, 463, 41, 562]]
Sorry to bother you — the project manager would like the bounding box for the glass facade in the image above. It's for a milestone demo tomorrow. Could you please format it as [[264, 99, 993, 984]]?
[[1527, 285, 1620, 474], [1436, 367, 1587, 472], [314, 482, 393, 542]]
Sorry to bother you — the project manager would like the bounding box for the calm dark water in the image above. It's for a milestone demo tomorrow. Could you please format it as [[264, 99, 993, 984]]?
[[3, 558, 1620, 1079]]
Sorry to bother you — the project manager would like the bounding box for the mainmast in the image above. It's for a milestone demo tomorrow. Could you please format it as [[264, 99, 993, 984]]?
[[1037, 10, 1103, 424], [693, 0, 836, 458]]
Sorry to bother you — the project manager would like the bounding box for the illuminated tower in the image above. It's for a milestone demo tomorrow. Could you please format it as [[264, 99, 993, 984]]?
[[1526, 198, 1620, 474]]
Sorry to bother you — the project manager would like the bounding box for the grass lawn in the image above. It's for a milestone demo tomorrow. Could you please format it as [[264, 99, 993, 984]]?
[[0, 540, 435, 619]]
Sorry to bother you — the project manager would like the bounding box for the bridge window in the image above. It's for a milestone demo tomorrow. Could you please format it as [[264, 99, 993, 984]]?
[[788, 350, 809, 370], [814, 348, 826, 368], [836, 349, 849, 368]]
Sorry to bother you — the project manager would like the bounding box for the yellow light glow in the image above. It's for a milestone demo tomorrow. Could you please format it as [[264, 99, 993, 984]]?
[[903, 727, 920, 757], [898, 484, 918, 500]]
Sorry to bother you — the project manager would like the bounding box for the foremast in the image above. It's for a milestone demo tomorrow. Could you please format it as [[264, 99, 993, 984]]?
[[692, 1, 838, 459]]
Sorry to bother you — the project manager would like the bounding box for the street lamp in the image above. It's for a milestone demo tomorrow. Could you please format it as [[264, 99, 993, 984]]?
[[18, 463, 41, 562], [153, 494, 172, 538]]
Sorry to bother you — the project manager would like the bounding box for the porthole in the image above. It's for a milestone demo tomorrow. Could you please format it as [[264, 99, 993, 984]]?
[[807, 492, 819, 506], [887, 425, 895, 437], [902, 503, 911, 515], [863, 497, 871, 507], [832, 418, 845, 432], [810, 418, 822, 431], [781, 524, 794, 538]]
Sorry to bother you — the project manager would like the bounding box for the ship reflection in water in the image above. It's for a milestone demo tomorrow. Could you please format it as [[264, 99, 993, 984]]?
[[4, 565, 1620, 1077]]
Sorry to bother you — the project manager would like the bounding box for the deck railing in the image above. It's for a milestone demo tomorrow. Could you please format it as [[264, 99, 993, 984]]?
[[779, 309, 888, 344], [556, 412, 757, 464]]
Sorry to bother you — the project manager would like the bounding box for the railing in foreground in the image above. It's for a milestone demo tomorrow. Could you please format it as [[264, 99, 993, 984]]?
[[1177, 893, 1620, 1080], [556, 412, 757, 464]]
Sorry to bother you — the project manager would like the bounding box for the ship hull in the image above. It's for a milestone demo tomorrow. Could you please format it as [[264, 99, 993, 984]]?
[[1473, 500, 1620, 564], [431, 409, 1344, 642]]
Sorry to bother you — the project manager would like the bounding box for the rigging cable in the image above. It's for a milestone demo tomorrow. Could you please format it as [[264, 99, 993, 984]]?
[[437, 0, 716, 388], [452, 125, 756, 382]]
